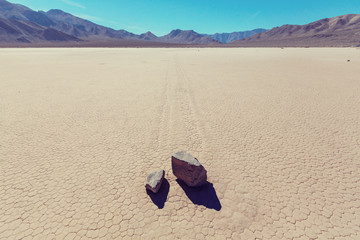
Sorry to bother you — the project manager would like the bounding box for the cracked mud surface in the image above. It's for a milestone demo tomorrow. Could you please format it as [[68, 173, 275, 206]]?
[[0, 48, 359, 239]]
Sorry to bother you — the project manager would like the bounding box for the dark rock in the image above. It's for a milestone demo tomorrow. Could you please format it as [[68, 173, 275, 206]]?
[[145, 170, 165, 193], [147, 179, 169, 209], [171, 151, 207, 187]]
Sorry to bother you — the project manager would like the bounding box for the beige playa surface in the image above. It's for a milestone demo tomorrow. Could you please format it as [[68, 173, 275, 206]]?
[[0, 48, 359, 239]]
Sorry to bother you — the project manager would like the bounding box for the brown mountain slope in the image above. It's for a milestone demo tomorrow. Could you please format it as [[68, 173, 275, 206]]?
[[44, 9, 137, 39], [0, 16, 80, 43], [0, 0, 139, 40], [230, 14, 360, 47], [0, 0, 31, 20]]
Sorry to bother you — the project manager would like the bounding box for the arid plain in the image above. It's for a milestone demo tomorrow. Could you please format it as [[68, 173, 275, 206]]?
[[0, 48, 359, 239]]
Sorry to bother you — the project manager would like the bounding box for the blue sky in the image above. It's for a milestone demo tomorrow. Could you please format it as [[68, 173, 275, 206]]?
[[8, 0, 360, 36]]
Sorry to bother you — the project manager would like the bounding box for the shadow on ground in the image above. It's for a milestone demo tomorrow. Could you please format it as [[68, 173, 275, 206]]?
[[176, 179, 222, 211], [146, 179, 170, 209]]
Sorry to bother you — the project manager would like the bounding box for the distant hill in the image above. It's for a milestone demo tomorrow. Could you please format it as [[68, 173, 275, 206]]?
[[230, 14, 360, 47], [160, 29, 220, 44], [205, 29, 267, 43]]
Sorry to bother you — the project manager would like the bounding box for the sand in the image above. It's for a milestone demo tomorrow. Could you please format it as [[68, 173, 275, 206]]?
[[0, 48, 359, 239]]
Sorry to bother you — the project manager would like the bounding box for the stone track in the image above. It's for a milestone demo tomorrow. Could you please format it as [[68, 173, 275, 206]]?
[[0, 48, 359, 239]]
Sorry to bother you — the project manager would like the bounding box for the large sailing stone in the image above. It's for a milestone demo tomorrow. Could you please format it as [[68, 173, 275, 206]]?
[[171, 151, 207, 187], [145, 170, 165, 193]]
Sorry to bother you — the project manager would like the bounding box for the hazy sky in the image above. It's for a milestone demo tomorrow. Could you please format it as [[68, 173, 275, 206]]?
[[8, 0, 360, 35]]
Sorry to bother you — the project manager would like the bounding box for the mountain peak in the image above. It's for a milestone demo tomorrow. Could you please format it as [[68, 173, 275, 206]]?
[[167, 29, 197, 38], [169, 29, 182, 35], [140, 31, 156, 36], [138, 31, 158, 41], [47, 9, 69, 16]]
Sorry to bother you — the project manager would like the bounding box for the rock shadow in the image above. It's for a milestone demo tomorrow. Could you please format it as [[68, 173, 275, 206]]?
[[176, 179, 222, 211], [146, 179, 169, 209]]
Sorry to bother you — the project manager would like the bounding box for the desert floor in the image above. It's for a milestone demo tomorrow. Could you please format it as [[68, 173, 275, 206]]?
[[0, 48, 359, 239]]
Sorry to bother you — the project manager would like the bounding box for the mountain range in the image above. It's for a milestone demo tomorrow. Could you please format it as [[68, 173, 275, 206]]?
[[230, 14, 360, 47], [1, 0, 360, 47], [0, 0, 253, 45]]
